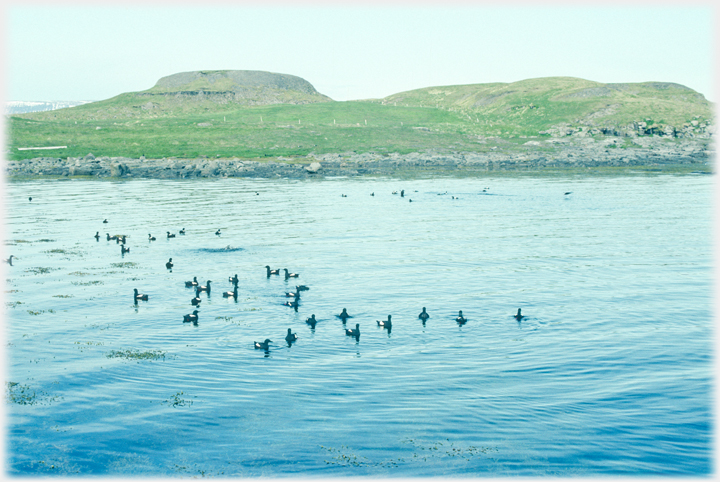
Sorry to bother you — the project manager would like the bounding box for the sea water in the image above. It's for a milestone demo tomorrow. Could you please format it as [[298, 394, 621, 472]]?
[[2, 174, 714, 476]]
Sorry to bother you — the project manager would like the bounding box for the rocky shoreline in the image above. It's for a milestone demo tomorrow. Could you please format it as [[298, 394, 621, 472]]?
[[5, 136, 714, 179]]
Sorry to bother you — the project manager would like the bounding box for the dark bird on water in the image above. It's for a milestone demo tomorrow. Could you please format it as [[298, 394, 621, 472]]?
[[254, 339, 272, 350], [215, 229, 221, 235], [514, 308, 525, 321], [148, 234, 156, 241], [285, 289, 300, 298], [103, 219, 108, 223], [223, 286, 238, 298], [284, 268, 299, 279], [295, 285, 309, 291], [346, 323, 360, 337], [191, 295, 202, 306], [179, 228, 186, 235], [377, 315, 392, 328], [285, 329, 298, 344], [419, 307, 429, 322], [185, 276, 198, 287], [229, 274, 239, 285], [337, 308, 351, 322], [283, 300, 299, 311], [565, 192, 572, 196], [167, 232, 176, 238], [266, 266, 280, 276], [133, 288, 148, 301], [183, 310, 199, 323], [121, 245, 130, 254], [94, 232, 100, 240], [5, 255, 15, 266], [306, 314, 317, 328], [197, 281, 212, 293], [106, 233, 118, 241], [29, 197, 32, 201], [166, 258, 173, 270], [456, 310, 467, 324], [401, 190, 405, 197]]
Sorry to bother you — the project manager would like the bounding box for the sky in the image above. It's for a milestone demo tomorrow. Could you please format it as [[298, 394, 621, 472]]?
[[2, 4, 717, 103]]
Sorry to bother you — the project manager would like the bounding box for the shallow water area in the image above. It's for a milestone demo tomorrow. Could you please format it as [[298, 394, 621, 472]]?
[[3, 174, 714, 476]]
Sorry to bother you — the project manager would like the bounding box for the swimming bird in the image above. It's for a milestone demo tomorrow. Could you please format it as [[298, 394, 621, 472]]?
[[106, 233, 118, 241], [283, 300, 299, 311], [285, 289, 300, 298], [284, 269, 299, 279], [285, 329, 298, 344], [377, 315, 392, 328], [229, 274, 239, 285], [5, 255, 15, 266], [337, 308, 351, 322], [346, 323, 360, 337], [215, 229, 221, 235], [103, 219, 108, 223], [148, 234, 156, 241], [197, 280, 212, 293], [371, 192, 375, 196], [166, 258, 173, 270], [306, 314, 318, 328], [266, 266, 280, 276], [133, 288, 148, 301], [29, 197, 32, 201], [401, 190, 405, 197], [191, 295, 202, 306], [223, 286, 238, 298], [94, 232, 100, 240], [185, 276, 199, 287], [166, 232, 176, 238], [456, 310, 467, 324], [254, 339, 272, 350], [120, 235, 127, 244], [564, 192, 572, 196], [514, 308, 525, 321], [295, 285, 309, 291], [179, 228, 186, 235], [121, 245, 130, 254], [341, 194, 347, 197], [183, 310, 199, 323], [419, 307, 429, 321]]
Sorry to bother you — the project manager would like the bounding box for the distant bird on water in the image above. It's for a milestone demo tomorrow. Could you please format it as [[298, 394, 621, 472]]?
[[215, 229, 221, 236], [185, 276, 198, 287], [179, 228, 186, 235], [346, 323, 360, 338], [5, 255, 15, 266], [564, 192, 572, 196], [121, 245, 130, 254], [377, 315, 392, 329], [183, 310, 199, 323], [29, 197, 32, 202], [284, 268, 299, 279], [254, 339, 272, 350], [306, 314, 317, 328], [166, 232, 176, 238], [229, 274, 239, 285], [283, 299, 299, 311], [337, 308, 351, 322], [456, 310, 467, 324], [191, 294, 202, 306], [223, 286, 238, 298], [295, 285, 309, 291], [148, 234, 156, 241], [94, 232, 100, 240], [106, 233, 118, 241], [419, 307, 429, 322], [285, 329, 298, 344], [166, 258, 174, 270], [103, 219, 108, 224], [197, 280, 212, 293], [514, 308, 525, 321], [133, 288, 148, 301], [266, 266, 280, 277]]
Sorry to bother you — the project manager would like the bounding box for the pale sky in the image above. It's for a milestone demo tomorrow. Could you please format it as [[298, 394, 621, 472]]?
[[3, 4, 717, 103]]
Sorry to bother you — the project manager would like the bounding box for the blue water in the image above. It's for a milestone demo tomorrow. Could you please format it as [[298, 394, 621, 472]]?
[[2, 174, 714, 476]]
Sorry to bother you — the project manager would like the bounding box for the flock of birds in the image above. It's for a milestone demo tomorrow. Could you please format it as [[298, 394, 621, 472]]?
[[7, 190, 538, 354]]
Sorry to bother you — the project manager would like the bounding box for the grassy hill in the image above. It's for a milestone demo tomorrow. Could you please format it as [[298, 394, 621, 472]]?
[[7, 73, 713, 161]]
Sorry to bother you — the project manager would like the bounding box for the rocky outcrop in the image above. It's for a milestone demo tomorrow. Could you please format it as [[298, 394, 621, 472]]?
[[5, 136, 712, 179]]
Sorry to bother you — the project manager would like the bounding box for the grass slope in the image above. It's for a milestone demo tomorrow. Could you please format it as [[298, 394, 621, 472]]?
[[7, 76, 713, 161]]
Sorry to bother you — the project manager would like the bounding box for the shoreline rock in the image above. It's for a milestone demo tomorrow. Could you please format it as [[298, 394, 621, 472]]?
[[4, 137, 714, 179]]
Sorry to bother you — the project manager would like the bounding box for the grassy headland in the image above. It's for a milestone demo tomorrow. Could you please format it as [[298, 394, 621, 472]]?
[[6, 71, 714, 162]]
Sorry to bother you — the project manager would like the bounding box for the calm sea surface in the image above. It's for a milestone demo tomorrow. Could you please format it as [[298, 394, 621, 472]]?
[[2, 174, 714, 477]]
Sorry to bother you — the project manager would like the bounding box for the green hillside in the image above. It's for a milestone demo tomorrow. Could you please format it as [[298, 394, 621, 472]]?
[[7, 73, 713, 161]]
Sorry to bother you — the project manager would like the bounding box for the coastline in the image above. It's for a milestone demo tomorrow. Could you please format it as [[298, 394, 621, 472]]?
[[5, 137, 714, 180]]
